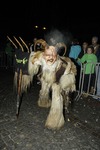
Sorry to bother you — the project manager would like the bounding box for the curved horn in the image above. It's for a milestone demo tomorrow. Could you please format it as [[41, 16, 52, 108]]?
[[19, 36, 30, 53], [55, 42, 67, 56], [7, 36, 18, 49], [13, 36, 24, 52], [34, 39, 48, 52]]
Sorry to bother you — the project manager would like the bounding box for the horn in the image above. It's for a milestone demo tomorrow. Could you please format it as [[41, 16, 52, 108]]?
[[55, 42, 67, 56], [13, 36, 24, 52], [19, 36, 30, 53], [34, 39, 48, 52], [7, 36, 18, 49]]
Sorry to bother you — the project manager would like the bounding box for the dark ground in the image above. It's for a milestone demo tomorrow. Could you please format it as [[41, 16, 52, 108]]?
[[0, 68, 100, 150]]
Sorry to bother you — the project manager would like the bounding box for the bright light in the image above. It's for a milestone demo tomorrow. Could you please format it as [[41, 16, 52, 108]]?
[[35, 25, 38, 29], [43, 27, 46, 30]]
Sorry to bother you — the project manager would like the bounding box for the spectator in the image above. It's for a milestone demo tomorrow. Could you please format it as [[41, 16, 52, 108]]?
[[91, 36, 100, 100], [69, 38, 82, 90], [29, 37, 37, 52], [77, 45, 97, 94], [5, 41, 14, 68], [91, 36, 100, 59], [69, 38, 82, 62], [78, 42, 88, 58]]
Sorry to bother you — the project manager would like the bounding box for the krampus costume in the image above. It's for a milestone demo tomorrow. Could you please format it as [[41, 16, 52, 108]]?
[[14, 38, 47, 94], [28, 44, 77, 130]]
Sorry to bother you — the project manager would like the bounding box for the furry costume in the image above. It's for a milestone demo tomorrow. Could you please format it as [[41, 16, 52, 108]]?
[[45, 83, 65, 130], [28, 46, 77, 130]]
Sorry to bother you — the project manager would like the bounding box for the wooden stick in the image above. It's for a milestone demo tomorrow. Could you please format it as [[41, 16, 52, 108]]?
[[16, 69, 22, 118]]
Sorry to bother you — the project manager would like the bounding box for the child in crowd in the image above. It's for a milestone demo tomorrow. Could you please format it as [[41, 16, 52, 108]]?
[[77, 45, 97, 93]]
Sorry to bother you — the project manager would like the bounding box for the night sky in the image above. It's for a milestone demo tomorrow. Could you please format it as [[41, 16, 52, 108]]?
[[0, 1, 100, 44]]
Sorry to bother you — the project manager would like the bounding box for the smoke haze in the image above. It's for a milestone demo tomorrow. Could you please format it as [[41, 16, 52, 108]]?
[[44, 28, 73, 46]]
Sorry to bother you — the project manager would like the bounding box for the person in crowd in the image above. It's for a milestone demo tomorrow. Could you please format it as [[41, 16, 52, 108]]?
[[77, 45, 97, 94], [68, 38, 82, 90], [5, 40, 14, 68], [29, 37, 37, 52], [78, 41, 88, 58], [91, 36, 100, 58], [95, 64, 100, 100], [69, 38, 82, 61], [91, 36, 100, 100]]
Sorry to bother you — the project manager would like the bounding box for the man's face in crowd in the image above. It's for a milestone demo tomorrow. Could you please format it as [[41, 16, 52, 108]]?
[[43, 46, 57, 65], [92, 37, 98, 46]]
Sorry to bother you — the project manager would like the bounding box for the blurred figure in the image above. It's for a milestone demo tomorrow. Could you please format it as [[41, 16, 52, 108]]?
[[91, 36, 100, 62], [91, 36, 100, 100], [5, 40, 14, 68], [78, 42, 88, 58], [29, 37, 37, 52], [69, 38, 82, 90], [69, 38, 82, 61], [91, 36, 100, 67]]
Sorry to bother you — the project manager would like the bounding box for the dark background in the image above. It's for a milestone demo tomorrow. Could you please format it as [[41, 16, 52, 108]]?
[[0, 1, 100, 46]]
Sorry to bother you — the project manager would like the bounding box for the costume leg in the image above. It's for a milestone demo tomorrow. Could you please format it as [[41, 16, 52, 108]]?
[[38, 80, 51, 108], [45, 83, 65, 130]]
